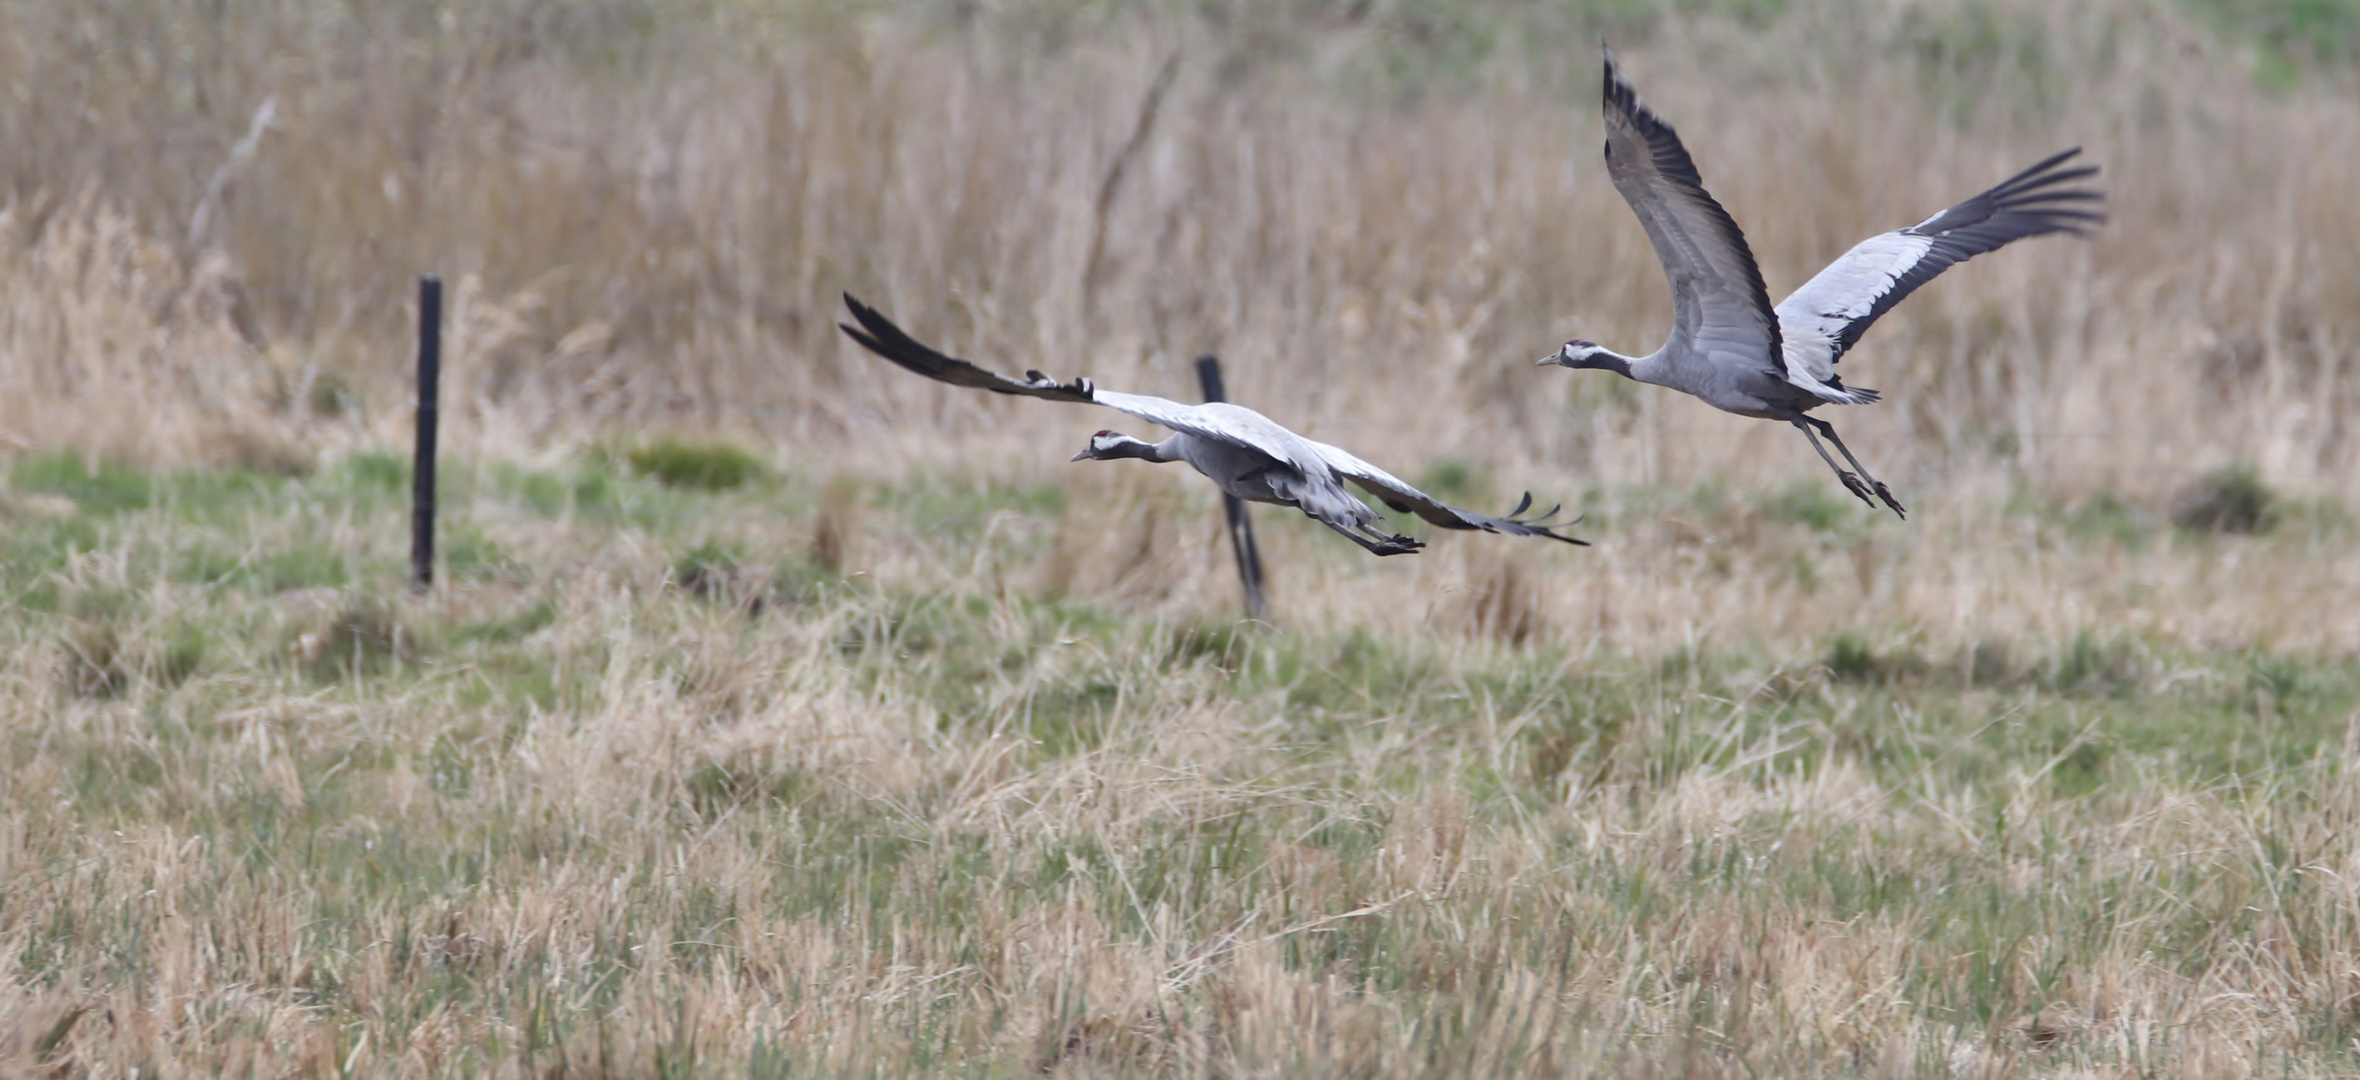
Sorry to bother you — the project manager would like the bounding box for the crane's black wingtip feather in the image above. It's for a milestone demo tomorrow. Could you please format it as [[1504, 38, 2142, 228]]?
[[840, 294, 916, 351], [1986, 149, 2105, 205], [841, 293, 895, 338], [1486, 493, 1589, 546], [1601, 47, 1647, 126], [838, 321, 896, 361], [840, 294, 1092, 400], [839, 320, 954, 387], [837, 298, 939, 369], [1525, 520, 1591, 546]]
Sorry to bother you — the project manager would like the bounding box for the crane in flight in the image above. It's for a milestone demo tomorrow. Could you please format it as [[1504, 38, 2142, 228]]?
[[841, 295, 1587, 555], [1542, 48, 2104, 518]]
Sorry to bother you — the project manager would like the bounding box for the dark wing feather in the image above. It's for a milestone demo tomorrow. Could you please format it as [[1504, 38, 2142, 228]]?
[[1776, 149, 2105, 372], [1600, 47, 1783, 369], [1309, 442, 1589, 547], [838, 293, 1096, 403], [840, 294, 1315, 465]]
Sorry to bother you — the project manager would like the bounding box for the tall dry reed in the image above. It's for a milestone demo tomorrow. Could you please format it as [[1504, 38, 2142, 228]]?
[[0, 0, 2351, 507]]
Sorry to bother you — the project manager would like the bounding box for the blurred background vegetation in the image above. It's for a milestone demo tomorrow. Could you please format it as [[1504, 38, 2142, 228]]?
[[1, 0, 2354, 490]]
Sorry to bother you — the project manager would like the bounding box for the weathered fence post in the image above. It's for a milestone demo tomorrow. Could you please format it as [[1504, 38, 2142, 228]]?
[[410, 275, 442, 593], [1194, 355, 1269, 621]]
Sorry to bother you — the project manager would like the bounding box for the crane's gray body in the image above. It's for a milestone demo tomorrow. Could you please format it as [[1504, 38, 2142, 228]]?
[[1623, 334, 1816, 421], [1082, 405, 1401, 551]]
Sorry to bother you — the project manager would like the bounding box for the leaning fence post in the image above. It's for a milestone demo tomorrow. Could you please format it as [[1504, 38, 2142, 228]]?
[[410, 275, 442, 593], [1194, 355, 1269, 621]]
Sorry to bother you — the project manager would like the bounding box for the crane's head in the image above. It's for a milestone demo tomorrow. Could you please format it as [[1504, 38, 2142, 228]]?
[[1540, 339, 1608, 369], [1071, 430, 1143, 462]]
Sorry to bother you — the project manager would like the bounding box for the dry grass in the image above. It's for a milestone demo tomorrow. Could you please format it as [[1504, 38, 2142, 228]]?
[[2, 0, 2356, 491], [2, 453, 2359, 1077], [3, 0, 2360, 1075]]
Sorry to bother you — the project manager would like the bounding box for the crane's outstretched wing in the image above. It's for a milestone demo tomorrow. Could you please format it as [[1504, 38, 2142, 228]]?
[[1600, 47, 1782, 377], [838, 294, 1311, 467], [840, 293, 1096, 402], [1775, 149, 2104, 381], [1083, 394, 1329, 472], [1306, 442, 1589, 546]]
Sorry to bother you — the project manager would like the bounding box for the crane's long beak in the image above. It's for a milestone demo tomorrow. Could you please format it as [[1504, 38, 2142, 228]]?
[[1536, 350, 1564, 366], [1069, 449, 1092, 462]]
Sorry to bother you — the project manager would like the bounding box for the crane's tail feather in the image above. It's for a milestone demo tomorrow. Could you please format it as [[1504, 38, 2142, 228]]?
[[1814, 383, 1880, 406]]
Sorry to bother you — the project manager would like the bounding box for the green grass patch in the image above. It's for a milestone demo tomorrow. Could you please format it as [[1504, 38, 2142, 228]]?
[[1414, 457, 1486, 507], [494, 462, 627, 518], [624, 437, 768, 491], [2176, 464, 2280, 535], [13, 451, 154, 514], [2065, 490, 2159, 549], [327, 450, 412, 501], [2181, 0, 2360, 88], [1757, 478, 1861, 535], [870, 473, 1066, 538]]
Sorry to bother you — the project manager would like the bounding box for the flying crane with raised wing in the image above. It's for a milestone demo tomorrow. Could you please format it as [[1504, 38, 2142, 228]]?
[[1541, 48, 2105, 517]]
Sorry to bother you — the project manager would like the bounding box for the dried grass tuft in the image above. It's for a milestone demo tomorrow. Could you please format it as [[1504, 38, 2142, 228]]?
[[1463, 553, 1549, 647], [810, 477, 863, 576]]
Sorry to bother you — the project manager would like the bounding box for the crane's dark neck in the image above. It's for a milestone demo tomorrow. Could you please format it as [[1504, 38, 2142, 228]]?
[[1102, 434, 1186, 464], [1553, 341, 1648, 382]]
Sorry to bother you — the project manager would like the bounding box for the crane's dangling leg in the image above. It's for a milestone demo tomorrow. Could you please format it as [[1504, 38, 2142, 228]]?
[[1346, 521, 1426, 556], [1788, 416, 1906, 519], [1809, 418, 1906, 519], [1789, 420, 1873, 507], [1275, 479, 1428, 556], [1286, 497, 1425, 556], [1316, 524, 1421, 556]]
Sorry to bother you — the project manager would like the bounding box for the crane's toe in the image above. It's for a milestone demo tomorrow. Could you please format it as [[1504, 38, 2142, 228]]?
[[1835, 472, 1878, 509], [1873, 482, 1907, 520]]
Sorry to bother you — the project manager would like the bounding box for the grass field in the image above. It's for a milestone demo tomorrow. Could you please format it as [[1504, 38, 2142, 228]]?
[[6, 448, 2360, 1076], [5, 0, 2360, 1075]]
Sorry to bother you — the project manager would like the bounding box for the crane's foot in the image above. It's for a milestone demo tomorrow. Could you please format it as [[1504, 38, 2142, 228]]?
[[1369, 534, 1426, 556], [1835, 471, 1877, 509], [1872, 482, 1907, 520]]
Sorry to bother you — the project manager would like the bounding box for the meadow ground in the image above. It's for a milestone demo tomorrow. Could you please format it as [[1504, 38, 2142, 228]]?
[[6, 448, 2360, 1077], [5, 0, 2360, 1075]]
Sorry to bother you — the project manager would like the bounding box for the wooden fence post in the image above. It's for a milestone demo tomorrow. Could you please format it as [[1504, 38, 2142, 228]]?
[[410, 275, 442, 593], [1194, 354, 1269, 621]]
